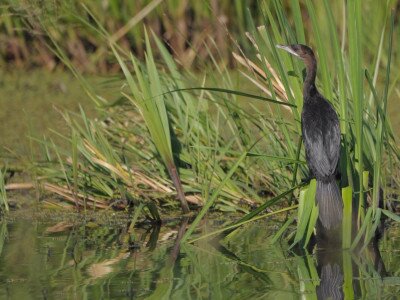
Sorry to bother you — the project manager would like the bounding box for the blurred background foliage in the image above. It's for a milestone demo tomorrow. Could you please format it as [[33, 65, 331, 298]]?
[[1, 0, 263, 71], [1, 0, 398, 72]]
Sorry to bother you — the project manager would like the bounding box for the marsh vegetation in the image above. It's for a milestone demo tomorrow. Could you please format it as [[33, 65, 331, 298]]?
[[0, 0, 400, 297]]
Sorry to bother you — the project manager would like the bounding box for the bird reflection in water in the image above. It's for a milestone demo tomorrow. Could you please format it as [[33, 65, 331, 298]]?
[[313, 222, 387, 299]]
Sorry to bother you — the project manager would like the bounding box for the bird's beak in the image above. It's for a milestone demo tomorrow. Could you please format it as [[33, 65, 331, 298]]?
[[276, 44, 300, 57]]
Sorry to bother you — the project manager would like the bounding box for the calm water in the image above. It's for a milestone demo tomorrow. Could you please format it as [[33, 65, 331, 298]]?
[[0, 209, 399, 299]]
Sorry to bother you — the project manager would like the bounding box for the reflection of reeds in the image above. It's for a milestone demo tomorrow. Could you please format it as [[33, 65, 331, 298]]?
[[1, 214, 399, 298], [0, 168, 8, 212], [0, 221, 7, 256]]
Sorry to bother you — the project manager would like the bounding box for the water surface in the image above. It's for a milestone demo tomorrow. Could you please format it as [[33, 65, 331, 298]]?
[[0, 208, 399, 299]]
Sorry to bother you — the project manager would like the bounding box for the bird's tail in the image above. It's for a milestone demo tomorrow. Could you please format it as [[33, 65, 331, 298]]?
[[316, 180, 343, 230]]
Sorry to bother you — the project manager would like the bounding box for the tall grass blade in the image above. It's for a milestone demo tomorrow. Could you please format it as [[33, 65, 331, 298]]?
[[342, 251, 354, 299], [342, 186, 353, 249], [188, 205, 297, 243], [223, 183, 307, 238], [351, 207, 373, 250], [347, 0, 365, 216], [163, 87, 296, 107], [291, 180, 316, 248]]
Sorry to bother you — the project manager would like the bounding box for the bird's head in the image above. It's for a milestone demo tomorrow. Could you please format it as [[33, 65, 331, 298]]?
[[276, 44, 315, 61]]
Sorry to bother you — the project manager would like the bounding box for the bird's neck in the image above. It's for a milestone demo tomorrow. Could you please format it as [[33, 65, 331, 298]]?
[[303, 57, 318, 100]]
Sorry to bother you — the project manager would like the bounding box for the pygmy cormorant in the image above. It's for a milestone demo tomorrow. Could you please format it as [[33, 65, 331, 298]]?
[[277, 44, 343, 230]]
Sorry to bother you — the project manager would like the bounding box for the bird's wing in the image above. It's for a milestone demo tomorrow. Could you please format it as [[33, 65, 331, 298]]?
[[302, 124, 332, 178], [325, 117, 341, 170]]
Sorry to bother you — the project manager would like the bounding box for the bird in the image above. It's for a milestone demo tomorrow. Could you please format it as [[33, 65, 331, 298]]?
[[276, 44, 343, 230]]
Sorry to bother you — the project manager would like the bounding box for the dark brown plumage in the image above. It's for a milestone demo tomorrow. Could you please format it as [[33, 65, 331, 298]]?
[[277, 44, 343, 229]]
